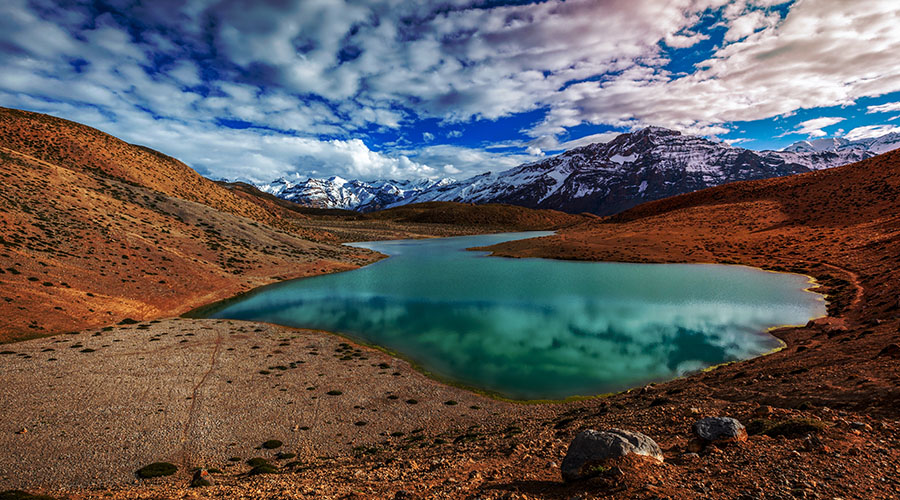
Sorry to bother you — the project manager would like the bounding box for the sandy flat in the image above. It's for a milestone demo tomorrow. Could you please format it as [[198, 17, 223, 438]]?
[[0, 318, 541, 490]]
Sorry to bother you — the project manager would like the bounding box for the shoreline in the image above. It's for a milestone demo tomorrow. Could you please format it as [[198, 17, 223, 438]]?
[[181, 231, 830, 405]]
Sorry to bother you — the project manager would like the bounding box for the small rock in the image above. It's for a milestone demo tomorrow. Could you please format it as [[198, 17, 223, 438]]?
[[693, 417, 747, 445], [687, 438, 705, 453], [190, 468, 213, 487], [802, 434, 830, 453], [560, 428, 663, 482], [849, 421, 872, 432], [753, 406, 773, 418]]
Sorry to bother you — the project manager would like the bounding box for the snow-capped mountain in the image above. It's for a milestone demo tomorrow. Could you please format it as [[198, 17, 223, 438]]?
[[383, 127, 877, 215], [782, 137, 854, 153], [863, 132, 900, 154], [782, 132, 900, 155], [258, 128, 899, 215], [256, 176, 454, 211]]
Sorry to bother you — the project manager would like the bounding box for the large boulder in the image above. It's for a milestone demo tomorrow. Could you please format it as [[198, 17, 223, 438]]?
[[561, 428, 663, 481], [692, 417, 747, 444]]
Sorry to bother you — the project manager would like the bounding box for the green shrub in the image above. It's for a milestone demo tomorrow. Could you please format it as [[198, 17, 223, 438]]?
[[765, 418, 827, 437], [248, 464, 278, 475], [0, 491, 57, 500], [746, 418, 775, 435], [261, 440, 283, 449], [136, 462, 177, 478]]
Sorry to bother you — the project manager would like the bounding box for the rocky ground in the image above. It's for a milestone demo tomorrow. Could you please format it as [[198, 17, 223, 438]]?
[[2, 316, 898, 499], [0, 318, 550, 497]]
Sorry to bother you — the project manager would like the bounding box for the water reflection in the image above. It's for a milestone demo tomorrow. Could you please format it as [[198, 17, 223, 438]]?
[[207, 232, 825, 399]]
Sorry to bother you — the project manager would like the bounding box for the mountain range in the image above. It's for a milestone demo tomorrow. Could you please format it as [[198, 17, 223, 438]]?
[[256, 127, 900, 215]]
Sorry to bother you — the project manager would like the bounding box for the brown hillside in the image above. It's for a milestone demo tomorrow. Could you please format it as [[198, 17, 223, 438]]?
[[0, 107, 578, 343], [362, 201, 582, 228], [0, 107, 283, 226], [0, 144, 376, 343], [485, 149, 900, 413]]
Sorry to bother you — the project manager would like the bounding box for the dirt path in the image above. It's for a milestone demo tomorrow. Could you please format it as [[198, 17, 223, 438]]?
[[818, 261, 866, 311], [179, 330, 224, 469]]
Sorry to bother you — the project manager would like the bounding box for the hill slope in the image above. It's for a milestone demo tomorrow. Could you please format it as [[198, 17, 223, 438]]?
[[0, 108, 576, 342], [484, 149, 900, 412]]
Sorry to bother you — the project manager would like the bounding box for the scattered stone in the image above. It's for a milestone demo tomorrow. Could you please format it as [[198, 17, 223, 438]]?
[[560, 428, 663, 481], [692, 417, 747, 446], [190, 468, 213, 488]]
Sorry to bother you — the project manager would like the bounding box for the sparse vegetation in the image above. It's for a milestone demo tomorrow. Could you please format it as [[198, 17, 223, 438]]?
[[0, 491, 57, 500], [135, 462, 177, 479], [262, 439, 283, 449]]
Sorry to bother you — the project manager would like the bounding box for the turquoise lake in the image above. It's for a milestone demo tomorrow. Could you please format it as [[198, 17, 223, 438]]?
[[204, 231, 826, 399]]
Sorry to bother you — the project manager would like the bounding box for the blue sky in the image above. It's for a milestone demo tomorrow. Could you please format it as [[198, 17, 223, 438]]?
[[1, 0, 899, 182]]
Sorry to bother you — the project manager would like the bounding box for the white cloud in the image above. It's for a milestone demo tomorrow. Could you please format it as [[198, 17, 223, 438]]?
[[782, 117, 845, 138], [391, 143, 543, 178], [528, 0, 900, 144], [2, 0, 900, 182], [723, 10, 780, 42], [664, 30, 709, 49], [541, 132, 622, 151], [844, 124, 900, 141], [422, 132, 434, 142], [867, 102, 900, 114]]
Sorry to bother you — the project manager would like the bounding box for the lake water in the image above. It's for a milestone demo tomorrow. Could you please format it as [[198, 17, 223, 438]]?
[[203, 231, 825, 399]]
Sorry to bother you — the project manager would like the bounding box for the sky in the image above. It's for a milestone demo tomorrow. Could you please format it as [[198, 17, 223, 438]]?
[[1, 0, 899, 183]]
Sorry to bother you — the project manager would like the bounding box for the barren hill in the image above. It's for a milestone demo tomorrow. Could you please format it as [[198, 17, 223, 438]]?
[[0, 107, 286, 226], [0, 108, 578, 343]]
